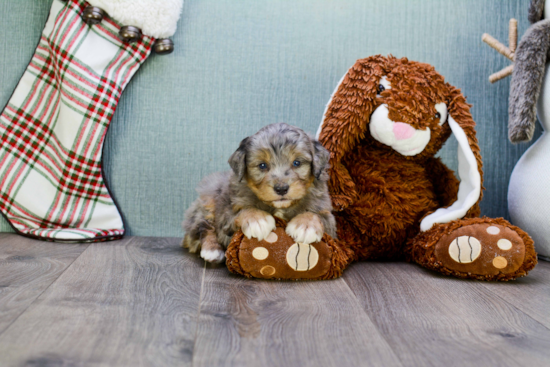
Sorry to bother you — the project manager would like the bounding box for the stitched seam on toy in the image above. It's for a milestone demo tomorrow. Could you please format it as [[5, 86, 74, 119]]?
[[468, 237, 473, 262], [307, 244, 311, 271]]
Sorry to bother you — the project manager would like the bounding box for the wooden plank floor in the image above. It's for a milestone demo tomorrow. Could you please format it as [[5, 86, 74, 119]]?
[[0, 234, 549, 366]]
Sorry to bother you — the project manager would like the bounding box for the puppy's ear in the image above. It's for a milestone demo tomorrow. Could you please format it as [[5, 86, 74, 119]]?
[[311, 140, 330, 180], [228, 137, 249, 181]]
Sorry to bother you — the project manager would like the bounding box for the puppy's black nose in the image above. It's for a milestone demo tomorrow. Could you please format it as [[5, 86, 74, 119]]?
[[274, 183, 289, 196]]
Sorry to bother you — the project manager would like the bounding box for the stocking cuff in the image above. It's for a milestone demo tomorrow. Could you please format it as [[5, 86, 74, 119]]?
[[87, 0, 184, 38]]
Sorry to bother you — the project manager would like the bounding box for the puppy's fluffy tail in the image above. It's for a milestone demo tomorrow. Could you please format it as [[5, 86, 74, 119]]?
[[182, 199, 212, 253]]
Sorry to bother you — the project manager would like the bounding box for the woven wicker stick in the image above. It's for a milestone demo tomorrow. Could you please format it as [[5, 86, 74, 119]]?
[[509, 18, 517, 53], [482, 19, 518, 83]]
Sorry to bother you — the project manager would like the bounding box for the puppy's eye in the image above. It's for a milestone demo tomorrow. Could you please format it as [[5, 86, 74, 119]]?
[[377, 84, 385, 95], [293, 160, 301, 167], [435, 112, 441, 119], [258, 163, 268, 170]]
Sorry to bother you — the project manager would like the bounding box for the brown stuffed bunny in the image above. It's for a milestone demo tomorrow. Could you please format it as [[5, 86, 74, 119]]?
[[317, 55, 537, 281]]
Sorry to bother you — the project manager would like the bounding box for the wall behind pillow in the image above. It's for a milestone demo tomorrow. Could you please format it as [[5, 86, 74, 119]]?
[[0, 0, 539, 237]]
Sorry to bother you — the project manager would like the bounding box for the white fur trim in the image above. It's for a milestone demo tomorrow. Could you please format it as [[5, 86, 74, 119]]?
[[420, 115, 481, 231], [87, 0, 184, 38]]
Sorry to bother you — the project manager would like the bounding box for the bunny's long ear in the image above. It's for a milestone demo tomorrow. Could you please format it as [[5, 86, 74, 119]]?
[[316, 55, 389, 209], [509, 19, 550, 143], [316, 55, 388, 161], [420, 88, 484, 231]]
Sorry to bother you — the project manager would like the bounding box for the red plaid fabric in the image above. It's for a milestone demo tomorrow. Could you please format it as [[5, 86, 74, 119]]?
[[0, 0, 154, 241]]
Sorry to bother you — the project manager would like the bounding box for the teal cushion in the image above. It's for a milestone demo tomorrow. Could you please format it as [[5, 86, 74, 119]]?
[[0, 0, 540, 237]]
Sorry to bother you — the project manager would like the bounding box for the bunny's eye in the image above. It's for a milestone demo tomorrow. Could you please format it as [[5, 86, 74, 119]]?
[[435, 112, 441, 119], [377, 76, 391, 98]]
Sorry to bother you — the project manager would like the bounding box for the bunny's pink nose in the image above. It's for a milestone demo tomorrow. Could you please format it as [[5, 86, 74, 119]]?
[[393, 122, 415, 140]]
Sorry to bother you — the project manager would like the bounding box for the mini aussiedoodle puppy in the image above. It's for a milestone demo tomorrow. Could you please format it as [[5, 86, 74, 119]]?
[[182, 122, 336, 263]]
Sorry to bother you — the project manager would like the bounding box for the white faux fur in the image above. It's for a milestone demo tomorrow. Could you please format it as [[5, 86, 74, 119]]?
[[87, 0, 184, 38], [369, 104, 432, 156]]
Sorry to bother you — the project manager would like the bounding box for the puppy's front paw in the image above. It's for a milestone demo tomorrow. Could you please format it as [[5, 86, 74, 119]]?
[[286, 212, 324, 244], [200, 248, 226, 263], [238, 209, 276, 241]]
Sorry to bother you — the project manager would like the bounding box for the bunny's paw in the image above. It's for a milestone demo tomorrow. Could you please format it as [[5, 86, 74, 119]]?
[[430, 221, 537, 280]]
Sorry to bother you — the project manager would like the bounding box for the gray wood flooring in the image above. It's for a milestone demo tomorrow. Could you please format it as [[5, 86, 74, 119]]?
[[0, 233, 548, 367]]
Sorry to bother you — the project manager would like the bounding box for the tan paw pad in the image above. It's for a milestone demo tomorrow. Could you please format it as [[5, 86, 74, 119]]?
[[486, 226, 500, 235], [252, 247, 269, 260], [265, 232, 278, 243], [492, 256, 508, 269], [448, 236, 481, 263], [497, 239, 512, 251], [260, 265, 276, 276], [286, 243, 319, 271]]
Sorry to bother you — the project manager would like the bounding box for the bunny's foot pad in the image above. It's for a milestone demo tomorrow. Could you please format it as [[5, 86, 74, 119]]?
[[411, 217, 537, 281], [226, 220, 353, 280]]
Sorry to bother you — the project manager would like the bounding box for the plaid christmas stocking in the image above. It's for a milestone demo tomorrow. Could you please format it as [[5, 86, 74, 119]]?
[[0, 0, 183, 241]]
